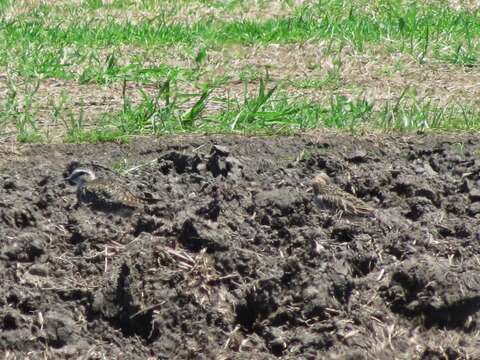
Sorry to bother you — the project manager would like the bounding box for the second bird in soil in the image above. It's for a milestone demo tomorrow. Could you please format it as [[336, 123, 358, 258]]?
[[312, 172, 375, 217]]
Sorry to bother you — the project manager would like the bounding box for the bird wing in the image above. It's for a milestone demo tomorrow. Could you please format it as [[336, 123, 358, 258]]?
[[316, 184, 374, 216], [341, 191, 374, 215]]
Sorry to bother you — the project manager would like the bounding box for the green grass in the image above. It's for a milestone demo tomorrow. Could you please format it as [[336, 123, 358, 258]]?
[[58, 80, 480, 141], [2, 74, 480, 143], [0, 0, 479, 142], [1, 0, 480, 82]]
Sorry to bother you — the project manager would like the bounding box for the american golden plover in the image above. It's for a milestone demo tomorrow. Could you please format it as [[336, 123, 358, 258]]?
[[67, 168, 157, 214], [312, 172, 374, 217]]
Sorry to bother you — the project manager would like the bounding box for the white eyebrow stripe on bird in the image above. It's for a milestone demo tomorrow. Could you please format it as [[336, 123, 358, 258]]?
[[68, 168, 96, 182]]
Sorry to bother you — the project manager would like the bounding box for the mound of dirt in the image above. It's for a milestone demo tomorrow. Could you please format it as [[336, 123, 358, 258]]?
[[1, 133, 480, 359]]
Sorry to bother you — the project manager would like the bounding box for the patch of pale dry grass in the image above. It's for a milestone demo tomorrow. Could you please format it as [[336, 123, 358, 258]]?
[[427, 0, 480, 11], [2, 0, 313, 26], [58, 41, 480, 106], [357, 317, 480, 358], [168, 0, 312, 23], [57, 40, 480, 105], [88, 0, 312, 25], [204, 42, 480, 106], [4, 0, 480, 29]]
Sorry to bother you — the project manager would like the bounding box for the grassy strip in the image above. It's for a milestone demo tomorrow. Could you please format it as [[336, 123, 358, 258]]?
[[53, 94, 480, 143], [2, 79, 479, 143], [6, 1, 480, 46], [0, 0, 479, 83], [5, 4, 480, 51]]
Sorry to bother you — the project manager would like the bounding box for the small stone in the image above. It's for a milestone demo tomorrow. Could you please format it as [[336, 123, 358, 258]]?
[[196, 163, 206, 172], [269, 337, 286, 356], [467, 203, 480, 216], [178, 218, 228, 252], [331, 224, 357, 242], [3, 179, 16, 190], [392, 176, 417, 196], [27, 238, 45, 259], [2, 243, 22, 261], [43, 311, 76, 347], [414, 166, 425, 175], [29, 264, 49, 277], [423, 163, 437, 176], [415, 188, 438, 205], [3, 312, 19, 330], [469, 188, 480, 202]]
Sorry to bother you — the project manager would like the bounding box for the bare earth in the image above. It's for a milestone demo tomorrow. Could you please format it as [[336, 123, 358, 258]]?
[[1, 132, 480, 359]]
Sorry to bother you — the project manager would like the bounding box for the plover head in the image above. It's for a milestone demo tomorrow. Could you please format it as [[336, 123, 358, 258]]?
[[66, 168, 96, 186], [312, 172, 331, 194]]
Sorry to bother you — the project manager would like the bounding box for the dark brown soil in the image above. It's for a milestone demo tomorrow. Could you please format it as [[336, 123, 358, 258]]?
[[1, 133, 480, 359]]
